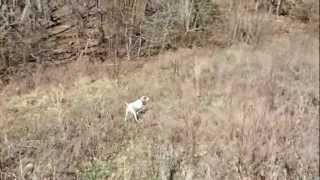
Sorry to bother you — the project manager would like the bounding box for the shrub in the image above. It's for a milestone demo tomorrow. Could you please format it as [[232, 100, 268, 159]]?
[[82, 160, 112, 180], [290, 0, 319, 23], [143, 0, 219, 49]]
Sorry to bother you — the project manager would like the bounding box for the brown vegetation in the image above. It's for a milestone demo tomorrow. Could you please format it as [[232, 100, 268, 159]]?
[[0, 0, 319, 179]]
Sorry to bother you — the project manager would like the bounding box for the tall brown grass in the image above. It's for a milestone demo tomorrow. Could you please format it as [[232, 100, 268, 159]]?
[[0, 25, 318, 179]]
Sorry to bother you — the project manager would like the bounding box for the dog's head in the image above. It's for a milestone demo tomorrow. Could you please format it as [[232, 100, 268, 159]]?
[[140, 96, 150, 103]]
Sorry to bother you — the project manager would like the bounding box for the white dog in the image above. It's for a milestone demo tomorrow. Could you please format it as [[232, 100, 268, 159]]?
[[125, 96, 150, 122]]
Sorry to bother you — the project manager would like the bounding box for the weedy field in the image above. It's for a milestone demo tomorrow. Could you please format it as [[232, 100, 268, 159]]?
[[0, 23, 319, 179]]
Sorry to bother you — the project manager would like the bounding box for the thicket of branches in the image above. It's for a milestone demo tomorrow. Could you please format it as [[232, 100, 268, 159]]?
[[0, 0, 318, 86]]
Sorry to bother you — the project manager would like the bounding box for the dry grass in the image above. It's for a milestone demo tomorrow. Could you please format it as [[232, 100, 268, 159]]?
[[0, 24, 319, 180]]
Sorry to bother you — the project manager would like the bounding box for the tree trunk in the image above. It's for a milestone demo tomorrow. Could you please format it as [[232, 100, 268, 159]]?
[[20, 0, 31, 23]]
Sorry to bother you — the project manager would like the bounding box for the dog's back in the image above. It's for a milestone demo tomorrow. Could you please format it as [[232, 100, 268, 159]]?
[[128, 99, 143, 111]]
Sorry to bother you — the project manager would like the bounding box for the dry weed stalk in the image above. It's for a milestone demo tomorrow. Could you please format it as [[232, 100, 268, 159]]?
[[50, 84, 65, 123]]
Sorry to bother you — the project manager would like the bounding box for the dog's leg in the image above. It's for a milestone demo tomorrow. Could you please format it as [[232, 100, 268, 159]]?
[[133, 111, 139, 122], [137, 112, 146, 123], [136, 107, 148, 122]]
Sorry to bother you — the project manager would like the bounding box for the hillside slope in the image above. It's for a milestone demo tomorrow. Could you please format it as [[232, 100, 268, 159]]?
[[0, 26, 319, 179]]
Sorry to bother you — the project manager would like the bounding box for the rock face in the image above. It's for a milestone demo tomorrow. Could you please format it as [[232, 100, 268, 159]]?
[[0, 0, 148, 82], [36, 0, 147, 63]]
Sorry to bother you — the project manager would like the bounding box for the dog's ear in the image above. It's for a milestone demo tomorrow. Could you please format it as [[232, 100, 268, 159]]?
[[141, 96, 149, 102]]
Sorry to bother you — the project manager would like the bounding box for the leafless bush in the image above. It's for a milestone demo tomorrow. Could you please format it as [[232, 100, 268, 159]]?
[[290, 0, 319, 23], [143, 0, 219, 49], [222, 1, 273, 46]]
